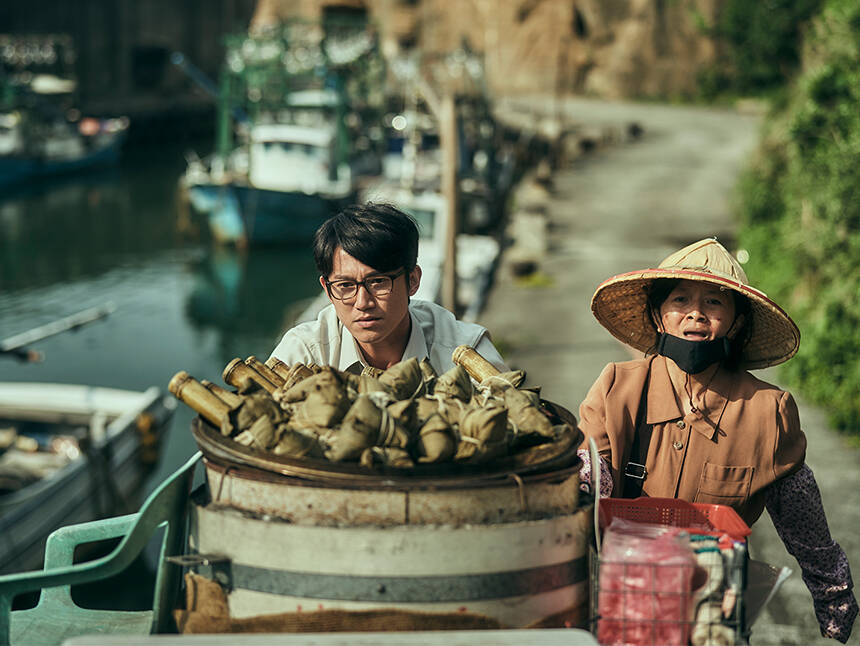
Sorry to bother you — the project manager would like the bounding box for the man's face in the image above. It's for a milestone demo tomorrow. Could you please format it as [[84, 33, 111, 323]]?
[[320, 246, 421, 351]]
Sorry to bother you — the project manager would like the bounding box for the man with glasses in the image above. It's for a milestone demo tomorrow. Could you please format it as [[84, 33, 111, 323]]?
[[268, 202, 506, 374]]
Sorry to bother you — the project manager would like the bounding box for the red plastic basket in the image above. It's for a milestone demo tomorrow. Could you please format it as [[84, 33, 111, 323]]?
[[598, 497, 751, 542]]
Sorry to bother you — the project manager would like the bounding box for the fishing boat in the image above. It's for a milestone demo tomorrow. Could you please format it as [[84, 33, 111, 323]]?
[[0, 308, 175, 575], [0, 383, 175, 575], [0, 110, 128, 190], [0, 35, 129, 190], [182, 118, 355, 246], [178, 16, 386, 247]]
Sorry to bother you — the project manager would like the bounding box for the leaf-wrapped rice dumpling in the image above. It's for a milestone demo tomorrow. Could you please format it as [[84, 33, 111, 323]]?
[[455, 405, 509, 463], [233, 415, 278, 451], [418, 358, 437, 392], [378, 357, 423, 399], [324, 396, 384, 462], [289, 386, 350, 428], [476, 370, 527, 400], [504, 388, 555, 438], [280, 363, 315, 392], [344, 373, 387, 395], [223, 391, 287, 436], [414, 396, 440, 424], [386, 399, 417, 436], [415, 414, 456, 463], [433, 365, 472, 402], [272, 427, 324, 459], [276, 367, 343, 404], [434, 396, 469, 428], [360, 365, 384, 378], [359, 446, 414, 469]]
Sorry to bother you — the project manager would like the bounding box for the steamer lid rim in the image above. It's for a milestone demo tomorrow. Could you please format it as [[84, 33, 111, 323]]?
[[191, 416, 583, 490]]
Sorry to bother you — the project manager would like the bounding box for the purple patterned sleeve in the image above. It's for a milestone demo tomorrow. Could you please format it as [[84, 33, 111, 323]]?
[[577, 449, 613, 498], [766, 464, 858, 643]]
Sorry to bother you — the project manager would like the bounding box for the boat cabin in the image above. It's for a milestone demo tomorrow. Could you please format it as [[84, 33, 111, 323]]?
[[247, 123, 350, 197]]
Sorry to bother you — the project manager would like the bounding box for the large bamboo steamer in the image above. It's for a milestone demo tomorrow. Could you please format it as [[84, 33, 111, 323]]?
[[187, 408, 591, 628], [189, 495, 592, 626]]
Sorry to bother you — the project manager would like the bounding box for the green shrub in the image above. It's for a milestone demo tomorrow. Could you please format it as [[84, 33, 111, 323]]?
[[737, 0, 860, 434], [698, 0, 823, 98]]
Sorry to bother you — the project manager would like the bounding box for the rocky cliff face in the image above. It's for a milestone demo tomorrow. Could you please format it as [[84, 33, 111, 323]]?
[[250, 0, 723, 99]]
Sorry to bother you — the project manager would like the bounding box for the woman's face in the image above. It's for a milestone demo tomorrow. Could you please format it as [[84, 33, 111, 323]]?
[[658, 280, 738, 341]]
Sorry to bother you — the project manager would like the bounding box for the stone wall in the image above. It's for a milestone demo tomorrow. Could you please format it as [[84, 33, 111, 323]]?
[[250, 0, 723, 99]]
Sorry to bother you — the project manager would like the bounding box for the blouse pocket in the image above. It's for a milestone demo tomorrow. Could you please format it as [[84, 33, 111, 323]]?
[[693, 462, 753, 507]]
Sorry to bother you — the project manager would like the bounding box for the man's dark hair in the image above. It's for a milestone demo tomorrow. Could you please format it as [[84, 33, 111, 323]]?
[[313, 202, 419, 277]]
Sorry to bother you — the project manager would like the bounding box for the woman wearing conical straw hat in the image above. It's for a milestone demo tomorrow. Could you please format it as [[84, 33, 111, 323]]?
[[580, 238, 856, 642]]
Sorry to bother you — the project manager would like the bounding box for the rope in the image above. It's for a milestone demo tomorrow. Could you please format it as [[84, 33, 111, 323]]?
[[509, 473, 527, 512], [376, 407, 399, 446], [216, 465, 237, 502], [474, 375, 515, 407]]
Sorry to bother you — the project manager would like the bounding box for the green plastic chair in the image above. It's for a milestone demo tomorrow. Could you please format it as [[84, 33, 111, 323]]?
[[0, 451, 201, 646]]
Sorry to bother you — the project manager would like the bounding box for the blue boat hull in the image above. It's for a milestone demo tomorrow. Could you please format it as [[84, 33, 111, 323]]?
[[0, 136, 124, 190], [188, 183, 355, 246]]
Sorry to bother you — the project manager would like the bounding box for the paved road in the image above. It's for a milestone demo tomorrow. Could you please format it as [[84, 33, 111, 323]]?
[[481, 96, 859, 644]]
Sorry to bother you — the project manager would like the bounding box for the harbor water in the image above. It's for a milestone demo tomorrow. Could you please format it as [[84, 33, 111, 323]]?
[[0, 141, 322, 491]]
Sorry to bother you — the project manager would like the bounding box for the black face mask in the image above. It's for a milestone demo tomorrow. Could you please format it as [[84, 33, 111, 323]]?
[[656, 333, 730, 375]]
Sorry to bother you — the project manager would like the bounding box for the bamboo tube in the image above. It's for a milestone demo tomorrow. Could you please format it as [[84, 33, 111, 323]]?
[[169, 371, 232, 427], [281, 363, 314, 392], [201, 379, 243, 409], [452, 345, 501, 383], [223, 358, 278, 394], [265, 357, 292, 382], [245, 355, 284, 388]]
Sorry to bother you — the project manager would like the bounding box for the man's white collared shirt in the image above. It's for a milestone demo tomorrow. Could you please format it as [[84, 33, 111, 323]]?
[[268, 299, 507, 374]]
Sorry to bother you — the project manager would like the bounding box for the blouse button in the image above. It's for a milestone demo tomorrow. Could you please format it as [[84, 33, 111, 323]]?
[[676, 420, 686, 429], [673, 441, 684, 450]]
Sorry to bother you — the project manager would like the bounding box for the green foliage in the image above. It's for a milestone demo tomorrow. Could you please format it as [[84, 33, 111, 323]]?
[[698, 0, 823, 98], [737, 0, 860, 433]]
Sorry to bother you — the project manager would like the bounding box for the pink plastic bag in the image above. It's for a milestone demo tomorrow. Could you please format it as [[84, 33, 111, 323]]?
[[597, 518, 698, 645]]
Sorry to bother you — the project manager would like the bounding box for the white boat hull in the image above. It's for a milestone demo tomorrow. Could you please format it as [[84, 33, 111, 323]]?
[[0, 383, 175, 574]]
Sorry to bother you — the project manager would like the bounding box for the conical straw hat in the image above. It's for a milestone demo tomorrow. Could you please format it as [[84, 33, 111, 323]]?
[[591, 238, 800, 369]]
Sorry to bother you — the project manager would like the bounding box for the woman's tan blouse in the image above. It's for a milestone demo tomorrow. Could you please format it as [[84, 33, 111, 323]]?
[[578, 355, 807, 527]]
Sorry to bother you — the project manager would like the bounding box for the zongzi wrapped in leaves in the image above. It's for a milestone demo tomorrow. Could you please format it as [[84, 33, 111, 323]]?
[[290, 386, 350, 428], [434, 395, 470, 428], [360, 365, 384, 378], [378, 357, 422, 399], [276, 367, 343, 404], [386, 399, 417, 437], [233, 415, 279, 451], [223, 390, 287, 436], [324, 395, 383, 462], [433, 365, 472, 402], [455, 405, 509, 463], [504, 387, 554, 438], [414, 396, 440, 425], [272, 426, 324, 459], [280, 363, 314, 392], [344, 373, 387, 395], [415, 414, 456, 463], [359, 446, 414, 469], [273, 367, 349, 427], [418, 358, 437, 392], [476, 370, 527, 400]]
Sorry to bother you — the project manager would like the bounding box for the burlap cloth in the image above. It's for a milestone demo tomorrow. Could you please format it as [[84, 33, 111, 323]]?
[[174, 572, 586, 634]]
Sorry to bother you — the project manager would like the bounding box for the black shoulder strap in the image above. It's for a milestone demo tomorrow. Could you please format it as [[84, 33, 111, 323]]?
[[622, 367, 652, 499]]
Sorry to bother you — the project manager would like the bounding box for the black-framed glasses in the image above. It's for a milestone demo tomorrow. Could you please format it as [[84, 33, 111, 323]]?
[[324, 269, 405, 301]]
